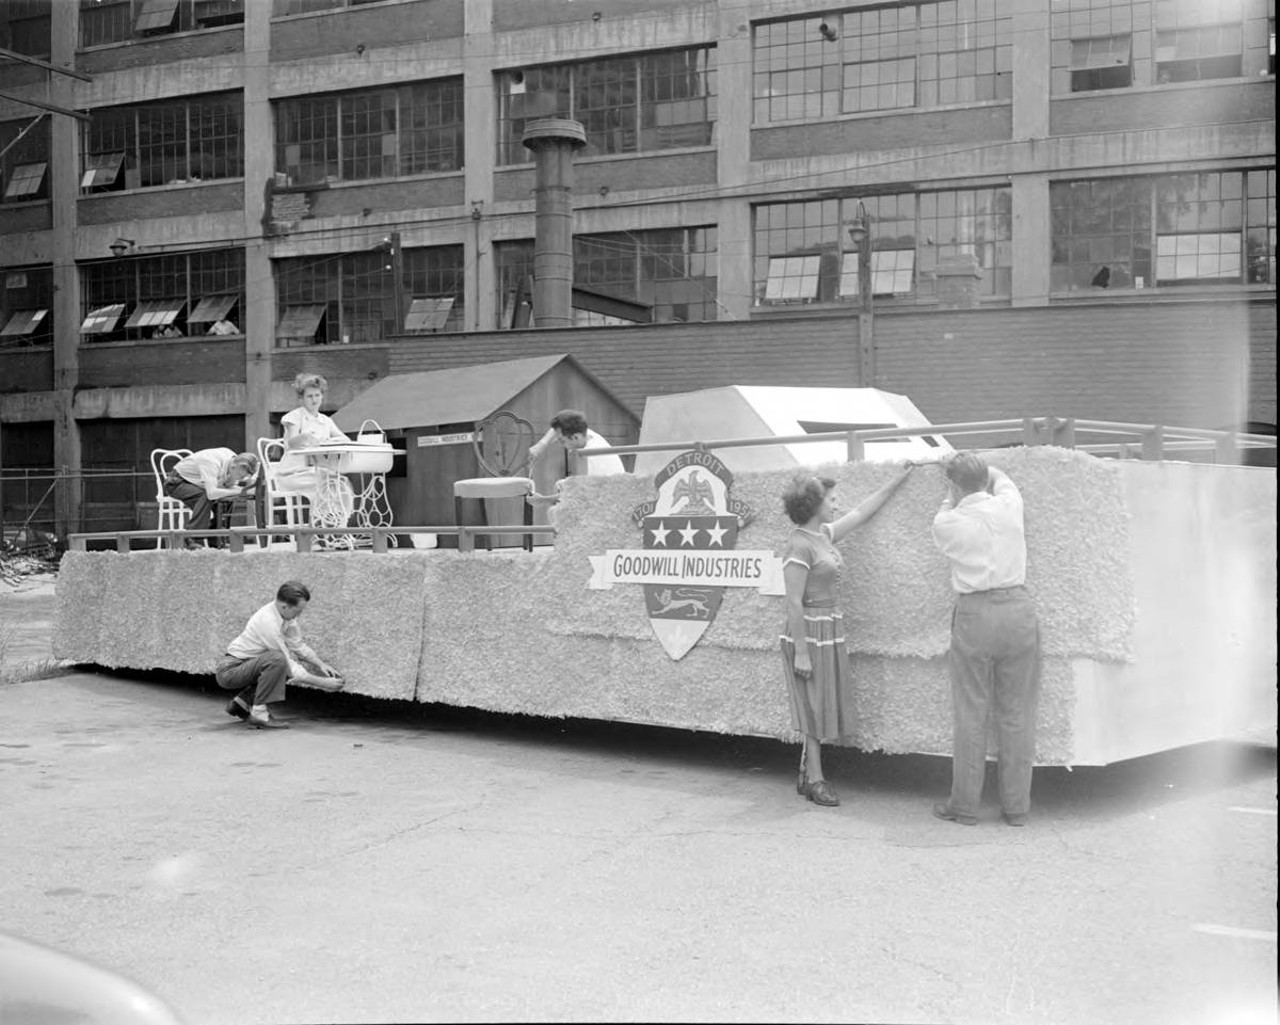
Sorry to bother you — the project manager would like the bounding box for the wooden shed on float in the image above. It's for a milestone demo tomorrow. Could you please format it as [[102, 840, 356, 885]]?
[[330, 354, 639, 541]]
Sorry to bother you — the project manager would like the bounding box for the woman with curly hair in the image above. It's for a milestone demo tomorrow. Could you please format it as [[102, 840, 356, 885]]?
[[781, 466, 912, 806], [275, 372, 354, 526]]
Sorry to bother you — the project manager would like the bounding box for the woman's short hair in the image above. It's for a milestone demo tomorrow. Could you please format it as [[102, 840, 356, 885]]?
[[550, 409, 588, 436], [944, 452, 989, 494], [277, 580, 311, 605], [293, 372, 327, 397], [782, 474, 835, 525]]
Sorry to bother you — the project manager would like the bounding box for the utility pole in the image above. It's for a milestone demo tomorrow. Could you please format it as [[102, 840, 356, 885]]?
[[848, 201, 875, 387]]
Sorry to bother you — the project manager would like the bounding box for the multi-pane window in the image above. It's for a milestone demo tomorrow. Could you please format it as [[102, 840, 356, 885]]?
[[274, 246, 465, 345], [79, 249, 246, 342], [494, 228, 719, 327], [1, 116, 51, 204], [753, 188, 1012, 304], [79, 0, 244, 48], [753, 2, 1013, 124], [1050, 169, 1276, 290], [496, 48, 716, 165], [0, 0, 52, 58], [275, 80, 464, 186], [82, 93, 243, 192], [1, 267, 54, 348], [1050, 0, 1260, 93]]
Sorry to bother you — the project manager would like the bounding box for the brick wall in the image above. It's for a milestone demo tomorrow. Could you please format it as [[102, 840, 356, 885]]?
[[1050, 81, 1275, 136], [379, 298, 1276, 431], [752, 105, 1011, 161], [270, 0, 464, 62], [78, 181, 245, 225], [77, 28, 244, 74], [495, 151, 717, 203], [0, 349, 53, 395], [492, 0, 693, 31], [308, 176, 466, 219], [80, 338, 245, 390]]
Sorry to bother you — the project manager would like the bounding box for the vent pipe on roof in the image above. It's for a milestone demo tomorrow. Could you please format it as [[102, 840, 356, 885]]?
[[521, 118, 586, 329]]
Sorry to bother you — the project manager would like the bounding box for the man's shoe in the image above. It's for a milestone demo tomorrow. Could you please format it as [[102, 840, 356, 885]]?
[[245, 714, 289, 730], [1002, 812, 1028, 827], [932, 802, 977, 826], [225, 698, 250, 720], [804, 779, 840, 807]]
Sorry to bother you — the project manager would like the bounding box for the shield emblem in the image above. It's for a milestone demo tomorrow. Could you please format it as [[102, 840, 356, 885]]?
[[635, 458, 751, 660]]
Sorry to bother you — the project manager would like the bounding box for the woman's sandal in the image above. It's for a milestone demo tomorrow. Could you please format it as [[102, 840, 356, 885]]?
[[805, 779, 840, 807]]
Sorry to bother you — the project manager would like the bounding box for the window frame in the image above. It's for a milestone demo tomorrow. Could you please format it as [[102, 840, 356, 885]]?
[[78, 0, 242, 48]]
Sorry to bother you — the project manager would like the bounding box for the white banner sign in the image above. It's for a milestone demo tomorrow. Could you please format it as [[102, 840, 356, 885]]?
[[588, 548, 784, 595], [417, 432, 475, 447]]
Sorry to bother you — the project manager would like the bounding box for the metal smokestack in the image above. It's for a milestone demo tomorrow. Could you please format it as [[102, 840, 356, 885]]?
[[521, 118, 586, 329]]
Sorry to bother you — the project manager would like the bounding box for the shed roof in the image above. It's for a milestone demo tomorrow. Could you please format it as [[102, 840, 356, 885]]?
[[332, 353, 586, 432]]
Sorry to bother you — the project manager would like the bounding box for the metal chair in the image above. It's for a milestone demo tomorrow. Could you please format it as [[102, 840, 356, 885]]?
[[257, 436, 311, 542], [149, 447, 192, 547], [453, 410, 536, 552]]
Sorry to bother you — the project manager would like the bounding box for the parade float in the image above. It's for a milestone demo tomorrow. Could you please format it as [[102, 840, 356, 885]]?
[[52, 399, 1275, 766]]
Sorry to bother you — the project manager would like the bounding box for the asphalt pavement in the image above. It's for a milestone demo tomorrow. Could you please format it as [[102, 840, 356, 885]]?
[[1, 586, 1276, 1025]]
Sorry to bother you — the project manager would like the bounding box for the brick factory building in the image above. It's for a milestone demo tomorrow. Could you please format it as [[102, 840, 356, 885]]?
[[0, 0, 1274, 535]]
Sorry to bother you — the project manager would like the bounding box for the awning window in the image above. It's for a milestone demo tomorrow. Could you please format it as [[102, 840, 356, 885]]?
[[404, 296, 455, 332], [3, 162, 48, 201], [762, 255, 822, 303], [81, 304, 127, 334], [81, 152, 125, 189], [0, 309, 48, 336], [276, 304, 327, 340], [136, 0, 180, 33], [125, 299, 186, 329], [839, 250, 916, 297], [188, 294, 239, 324], [1070, 35, 1132, 70]]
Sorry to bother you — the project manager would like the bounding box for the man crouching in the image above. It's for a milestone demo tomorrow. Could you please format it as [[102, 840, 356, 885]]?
[[215, 580, 343, 729]]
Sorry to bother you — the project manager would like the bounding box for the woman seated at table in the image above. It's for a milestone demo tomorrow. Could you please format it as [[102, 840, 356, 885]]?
[[275, 372, 354, 524]]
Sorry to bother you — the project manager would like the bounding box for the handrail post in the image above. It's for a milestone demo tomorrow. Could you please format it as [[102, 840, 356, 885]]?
[[1054, 417, 1076, 448], [846, 431, 864, 462], [1214, 431, 1238, 465], [458, 527, 475, 553], [228, 531, 245, 553], [371, 528, 388, 554], [115, 533, 129, 553], [1022, 417, 1039, 446], [1141, 426, 1164, 461], [297, 531, 313, 553]]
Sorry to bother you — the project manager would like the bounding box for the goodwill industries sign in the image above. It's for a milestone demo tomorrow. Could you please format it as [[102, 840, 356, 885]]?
[[587, 450, 784, 660]]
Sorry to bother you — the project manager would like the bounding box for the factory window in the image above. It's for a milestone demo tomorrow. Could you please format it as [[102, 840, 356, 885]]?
[[496, 47, 716, 165], [753, 188, 1012, 304], [1050, 0, 1259, 92], [1050, 169, 1275, 290], [1, 267, 54, 348], [1, 116, 51, 203], [274, 245, 465, 345], [0, 0, 52, 58], [494, 228, 720, 327], [81, 93, 243, 192], [79, 0, 243, 47], [1068, 35, 1133, 91], [274, 79, 464, 186], [79, 249, 245, 342], [753, 2, 1012, 124]]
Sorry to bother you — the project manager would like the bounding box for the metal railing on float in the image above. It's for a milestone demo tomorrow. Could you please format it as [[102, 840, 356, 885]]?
[[63, 417, 1274, 554]]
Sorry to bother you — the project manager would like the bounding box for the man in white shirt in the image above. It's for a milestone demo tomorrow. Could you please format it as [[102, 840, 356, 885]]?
[[527, 409, 627, 478], [162, 447, 259, 546], [215, 580, 343, 729], [930, 452, 1040, 827]]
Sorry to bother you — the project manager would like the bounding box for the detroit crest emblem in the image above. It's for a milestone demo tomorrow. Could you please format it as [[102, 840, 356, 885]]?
[[587, 452, 783, 659]]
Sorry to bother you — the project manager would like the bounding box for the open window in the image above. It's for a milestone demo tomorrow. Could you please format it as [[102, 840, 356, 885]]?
[[1156, 24, 1243, 83], [125, 299, 186, 336], [3, 162, 48, 201], [276, 303, 327, 346], [403, 296, 455, 333], [81, 152, 126, 191], [81, 303, 128, 335], [1155, 233, 1242, 283], [188, 294, 239, 334], [839, 250, 916, 297], [0, 309, 48, 338], [762, 255, 822, 304], [135, 0, 180, 34], [1069, 35, 1132, 91]]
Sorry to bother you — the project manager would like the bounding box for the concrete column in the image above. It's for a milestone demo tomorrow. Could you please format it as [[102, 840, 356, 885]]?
[[50, 1, 81, 537], [241, 0, 273, 445], [1011, 174, 1052, 307], [522, 119, 585, 329], [1011, 0, 1050, 142], [715, 5, 754, 321], [464, 0, 496, 331]]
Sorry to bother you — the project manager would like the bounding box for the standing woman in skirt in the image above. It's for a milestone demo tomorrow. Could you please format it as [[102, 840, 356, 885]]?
[[781, 468, 913, 806]]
